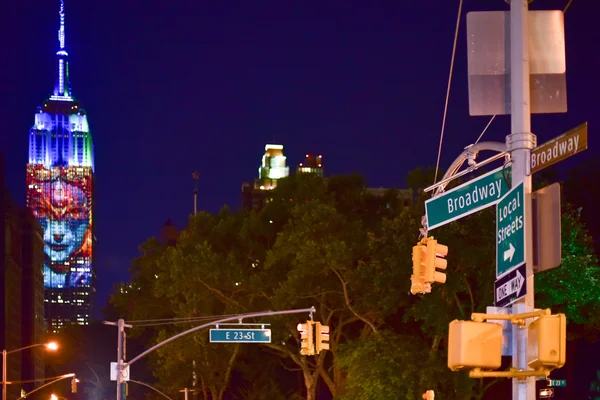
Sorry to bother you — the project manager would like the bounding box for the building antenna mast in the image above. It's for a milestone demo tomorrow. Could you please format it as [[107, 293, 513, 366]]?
[[192, 171, 199, 216]]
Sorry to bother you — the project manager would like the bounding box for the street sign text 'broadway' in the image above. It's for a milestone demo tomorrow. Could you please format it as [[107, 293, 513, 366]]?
[[531, 122, 588, 173], [426, 166, 510, 230]]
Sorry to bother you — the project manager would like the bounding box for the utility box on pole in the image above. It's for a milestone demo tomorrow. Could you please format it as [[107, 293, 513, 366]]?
[[532, 183, 562, 273]]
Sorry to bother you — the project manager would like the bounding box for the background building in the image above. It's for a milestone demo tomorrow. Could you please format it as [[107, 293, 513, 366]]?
[[26, 0, 95, 333], [1, 153, 46, 398], [242, 144, 290, 211], [296, 154, 324, 177]]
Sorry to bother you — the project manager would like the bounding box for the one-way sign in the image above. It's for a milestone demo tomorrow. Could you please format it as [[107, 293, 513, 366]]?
[[495, 264, 526, 307]]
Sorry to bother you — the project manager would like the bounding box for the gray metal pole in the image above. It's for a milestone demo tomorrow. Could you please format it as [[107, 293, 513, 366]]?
[[2, 350, 6, 400], [508, 0, 536, 399], [117, 318, 124, 400]]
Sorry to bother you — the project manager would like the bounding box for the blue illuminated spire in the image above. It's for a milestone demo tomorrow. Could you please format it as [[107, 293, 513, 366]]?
[[52, 0, 72, 100]]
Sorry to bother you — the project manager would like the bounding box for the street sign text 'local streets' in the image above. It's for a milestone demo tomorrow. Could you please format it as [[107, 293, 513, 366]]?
[[496, 182, 525, 277], [531, 122, 588, 174], [426, 166, 511, 230], [495, 263, 526, 307]]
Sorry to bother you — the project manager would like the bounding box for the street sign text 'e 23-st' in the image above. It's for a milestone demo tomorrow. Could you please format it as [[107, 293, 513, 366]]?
[[425, 166, 510, 230], [209, 328, 271, 343], [496, 182, 525, 277]]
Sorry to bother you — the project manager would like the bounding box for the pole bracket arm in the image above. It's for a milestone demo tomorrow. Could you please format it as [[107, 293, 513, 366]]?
[[469, 367, 550, 379], [471, 308, 550, 326]]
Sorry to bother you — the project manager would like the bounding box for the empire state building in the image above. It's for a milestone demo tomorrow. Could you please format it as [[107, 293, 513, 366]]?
[[26, 0, 95, 333]]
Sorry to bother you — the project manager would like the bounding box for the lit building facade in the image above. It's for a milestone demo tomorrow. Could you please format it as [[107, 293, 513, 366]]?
[[296, 154, 324, 177], [242, 144, 290, 210], [26, 0, 94, 333]]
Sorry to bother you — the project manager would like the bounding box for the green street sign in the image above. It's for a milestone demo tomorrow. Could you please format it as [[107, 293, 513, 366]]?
[[209, 328, 271, 343], [496, 182, 525, 277], [547, 379, 567, 387], [425, 166, 511, 230]]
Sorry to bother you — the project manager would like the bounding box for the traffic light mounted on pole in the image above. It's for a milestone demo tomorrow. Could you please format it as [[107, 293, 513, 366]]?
[[424, 238, 447, 285], [411, 242, 427, 294], [315, 322, 330, 354], [71, 378, 78, 393], [411, 237, 448, 295], [297, 321, 315, 356]]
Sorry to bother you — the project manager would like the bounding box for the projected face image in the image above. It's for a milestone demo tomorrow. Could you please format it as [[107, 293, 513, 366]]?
[[29, 176, 92, 287], [39, 180, 88, 262]]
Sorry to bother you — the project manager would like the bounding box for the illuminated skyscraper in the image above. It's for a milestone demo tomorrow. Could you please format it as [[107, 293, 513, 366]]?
[[241, 144, 290, 210], [26, 0, 94, 333]]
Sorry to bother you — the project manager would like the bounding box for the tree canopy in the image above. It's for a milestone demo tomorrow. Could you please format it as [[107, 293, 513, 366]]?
[[107, 168, 600, 399]]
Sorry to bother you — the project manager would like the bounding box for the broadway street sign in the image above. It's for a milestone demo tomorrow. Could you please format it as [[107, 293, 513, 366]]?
[[531, 122, 588, 173], [425, 166, 511, 230], [495, 263, 526, 307], [209, 328, 271, 343], [496, 182, 525, 277]]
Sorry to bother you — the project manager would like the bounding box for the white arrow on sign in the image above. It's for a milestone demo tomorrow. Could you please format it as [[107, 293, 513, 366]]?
[[496, 269, 525, 302], [504, 243, 516, 262]]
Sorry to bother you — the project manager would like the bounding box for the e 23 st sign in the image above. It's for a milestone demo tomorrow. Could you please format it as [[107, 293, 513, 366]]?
[[496, 182, 525, 277]]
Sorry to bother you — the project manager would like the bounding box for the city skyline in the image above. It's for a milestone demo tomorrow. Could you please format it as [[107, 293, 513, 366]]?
[[2, 0, 599, 313]]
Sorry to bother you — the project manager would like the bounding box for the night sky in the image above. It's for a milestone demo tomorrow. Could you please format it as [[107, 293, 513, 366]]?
[[2, 0, 599, 315]]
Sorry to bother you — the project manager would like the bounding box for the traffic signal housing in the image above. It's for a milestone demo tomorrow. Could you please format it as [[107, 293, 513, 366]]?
[[315, 322, 330, 354], [71, 378, 79, 393], [424, 238, 447, 284], [411, 243, 427, 294], [297, 321, 315, 356], [527, 313, 566, 370], [447, 320, 502, 371]]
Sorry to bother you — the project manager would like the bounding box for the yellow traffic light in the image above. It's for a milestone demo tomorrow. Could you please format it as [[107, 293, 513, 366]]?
[[422, 389, 435, 400], [411, 244, 427, 294], [424, 239, 447, 284], [447, 320, 502, 371], [71, 378, 78, 393], [528, 313, 566, 370], [297, 321, 314, 356], [315, 322, 330, 354]]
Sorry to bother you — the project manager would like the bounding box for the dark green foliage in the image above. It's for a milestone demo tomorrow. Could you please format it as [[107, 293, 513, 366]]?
[[107, 168, 599, 400]]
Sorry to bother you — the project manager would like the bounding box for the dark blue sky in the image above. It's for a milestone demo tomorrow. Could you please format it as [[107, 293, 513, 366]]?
[[1, 0, 598, 314]]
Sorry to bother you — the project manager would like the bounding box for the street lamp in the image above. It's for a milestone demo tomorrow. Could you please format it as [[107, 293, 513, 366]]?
[[2, 342, 59, 400], [50, 394, 67, 400]]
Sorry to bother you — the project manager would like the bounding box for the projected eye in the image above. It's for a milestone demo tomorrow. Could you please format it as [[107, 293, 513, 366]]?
[[67, 207, 86, 219]]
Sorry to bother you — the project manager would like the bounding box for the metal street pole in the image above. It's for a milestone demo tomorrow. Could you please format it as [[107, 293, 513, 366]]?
[[508, 0, 536, 399], [2, 350, 6, 400], [117, 318, 125, 400]]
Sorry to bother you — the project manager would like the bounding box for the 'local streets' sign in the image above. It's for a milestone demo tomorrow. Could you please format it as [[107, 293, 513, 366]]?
[[426, 166, 510, 230], [494, 263, 526, 307], [531, 122, 588, 174], [496, 182, 525, 277]]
